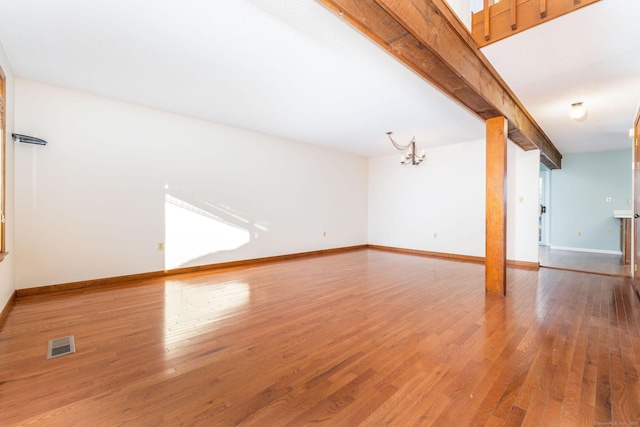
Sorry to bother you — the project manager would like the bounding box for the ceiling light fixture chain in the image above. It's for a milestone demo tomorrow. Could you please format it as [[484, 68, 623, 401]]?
[[386, 131, 426, 166]]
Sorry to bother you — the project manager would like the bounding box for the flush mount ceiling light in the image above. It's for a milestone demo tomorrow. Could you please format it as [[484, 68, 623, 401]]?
[[386, 132, 426, 166], [569, 102, 587, 122]]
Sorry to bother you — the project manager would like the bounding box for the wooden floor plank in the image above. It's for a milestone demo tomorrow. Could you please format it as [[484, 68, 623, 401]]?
[[539, 245, 630, 277], [1, 249, 640, 426]]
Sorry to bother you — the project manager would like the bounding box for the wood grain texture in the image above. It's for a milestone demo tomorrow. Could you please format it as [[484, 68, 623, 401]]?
[[486, 116, 508, 295], [2, 249, 640, 425]]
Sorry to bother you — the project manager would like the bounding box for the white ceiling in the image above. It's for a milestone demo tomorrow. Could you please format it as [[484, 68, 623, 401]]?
[[481, 0, 640, 155], [0, 0, 638, 159]]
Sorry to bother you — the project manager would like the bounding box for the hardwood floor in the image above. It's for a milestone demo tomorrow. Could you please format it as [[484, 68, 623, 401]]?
[[539, 246, 631, 277], [1, 249, 640, 426]]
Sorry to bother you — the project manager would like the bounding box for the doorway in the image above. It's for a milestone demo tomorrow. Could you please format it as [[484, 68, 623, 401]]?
[[537, 165, 629, 277]]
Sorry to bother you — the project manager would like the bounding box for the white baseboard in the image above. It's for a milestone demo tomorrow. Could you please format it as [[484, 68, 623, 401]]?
[[548, 245, 622, 256]]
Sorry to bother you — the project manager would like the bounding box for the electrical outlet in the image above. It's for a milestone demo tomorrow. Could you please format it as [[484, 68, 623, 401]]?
[[606, 228, 611, 235], [606, 197, 612, 202], [323, 231, 326, 237], [433, 233, 437, 238], [577, 231, 582, 236], [158, 242, 164, 251]]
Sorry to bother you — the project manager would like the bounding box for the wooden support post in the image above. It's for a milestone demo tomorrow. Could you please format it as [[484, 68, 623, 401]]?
[[540, 0, 547, 18], [510, 0, 517, 30], [486, 116, 507, 296]]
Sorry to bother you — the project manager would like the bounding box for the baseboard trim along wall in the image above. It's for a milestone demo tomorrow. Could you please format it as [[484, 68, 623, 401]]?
[[506, 259, 540, 270], [368, 245, 540, 270], [15, 244, 540, 297], [368, 244, 485, 264], [16, 245, 368, 297], [549, 245, 622, 256], [0, 291, 16, 328]]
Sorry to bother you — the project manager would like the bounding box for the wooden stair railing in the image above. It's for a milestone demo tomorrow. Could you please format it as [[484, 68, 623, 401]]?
[[472, 0, 600, 47]]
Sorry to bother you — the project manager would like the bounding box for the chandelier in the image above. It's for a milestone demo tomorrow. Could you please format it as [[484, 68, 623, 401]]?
[[386, 132, 426, 166]]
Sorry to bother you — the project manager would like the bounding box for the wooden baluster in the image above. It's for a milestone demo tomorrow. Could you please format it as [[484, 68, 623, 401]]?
[[484, 0, 491, 41]]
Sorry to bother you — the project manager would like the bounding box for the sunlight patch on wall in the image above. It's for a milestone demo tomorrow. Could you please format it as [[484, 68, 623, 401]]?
[[165, 194, 250, 269]]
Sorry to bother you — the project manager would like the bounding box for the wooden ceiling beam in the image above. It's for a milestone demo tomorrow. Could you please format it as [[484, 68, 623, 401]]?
[[317, 0, 562, 169]]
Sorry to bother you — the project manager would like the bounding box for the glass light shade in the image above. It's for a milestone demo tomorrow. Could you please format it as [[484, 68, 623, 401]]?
[[570, 102, 587, 121]]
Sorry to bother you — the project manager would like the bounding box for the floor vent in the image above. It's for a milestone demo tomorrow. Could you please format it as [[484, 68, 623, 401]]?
[[47, 336, 76, 359]]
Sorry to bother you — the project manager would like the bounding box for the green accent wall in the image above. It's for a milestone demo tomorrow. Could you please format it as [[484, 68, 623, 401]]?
[[549, 149, 632, 252]]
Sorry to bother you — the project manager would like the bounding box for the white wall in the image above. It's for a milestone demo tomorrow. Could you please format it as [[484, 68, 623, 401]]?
[[14, 80, 541, 290], [15, 80, 368, 289], [369, 140, 486, 257], [549, 150, 632, 253], [368, 139, 540, 263], [446, 0, 473, 29], [506, 144, 540, 263], [0, 42, 15, 308]]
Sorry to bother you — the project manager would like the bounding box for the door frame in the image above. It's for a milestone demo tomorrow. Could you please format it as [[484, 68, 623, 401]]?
[[634, 110, 640, 295], [539, 170, 550, 246]]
